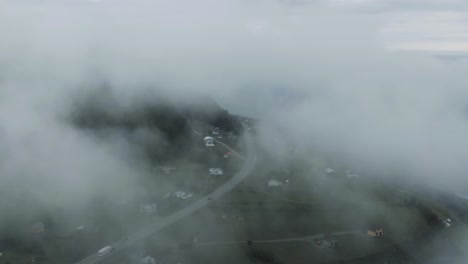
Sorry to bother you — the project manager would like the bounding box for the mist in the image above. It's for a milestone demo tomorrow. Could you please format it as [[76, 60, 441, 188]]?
[[1, 0, 468, 263]]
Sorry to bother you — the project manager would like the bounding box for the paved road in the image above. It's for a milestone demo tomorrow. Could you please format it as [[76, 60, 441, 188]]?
[[75, 123, 256, 264]]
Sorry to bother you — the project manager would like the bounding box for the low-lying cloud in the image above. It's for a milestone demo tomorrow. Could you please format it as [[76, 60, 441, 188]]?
[[1, 0, 468, 251]]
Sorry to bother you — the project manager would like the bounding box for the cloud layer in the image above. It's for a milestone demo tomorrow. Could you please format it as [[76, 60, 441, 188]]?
[[1, 0, 468, 235]]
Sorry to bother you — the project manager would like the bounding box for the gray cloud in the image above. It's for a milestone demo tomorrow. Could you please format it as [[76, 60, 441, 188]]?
[[2, 0, 468, 199], [327, 0, 468, 13], [1, 0, 468, 262]]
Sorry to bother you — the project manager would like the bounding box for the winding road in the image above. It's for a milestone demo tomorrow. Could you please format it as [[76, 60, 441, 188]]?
[[75, 122, 256, 264]]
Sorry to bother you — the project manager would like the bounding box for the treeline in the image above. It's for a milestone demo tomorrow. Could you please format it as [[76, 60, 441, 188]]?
[[69, 86, 241, 162]]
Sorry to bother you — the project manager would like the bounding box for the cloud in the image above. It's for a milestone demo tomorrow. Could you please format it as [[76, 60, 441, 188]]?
[[1, 0, 468, 261], [0, 80, 141, 208], [1, 0, 467, 195], [327, 0, 468, 11]]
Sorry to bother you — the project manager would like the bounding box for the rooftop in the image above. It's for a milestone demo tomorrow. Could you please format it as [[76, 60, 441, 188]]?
[[267, 180, 283, 187], [209, 168, 224, 175], [174, 191, 193, 200]]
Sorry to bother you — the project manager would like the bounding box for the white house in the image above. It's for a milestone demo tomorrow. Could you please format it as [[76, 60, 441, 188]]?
[[173, 191, 193, 200], [267, 180, 283, 187], [204, 136, 215, 147], [139, 203, 157, 214], [209, 168, 224, 175]]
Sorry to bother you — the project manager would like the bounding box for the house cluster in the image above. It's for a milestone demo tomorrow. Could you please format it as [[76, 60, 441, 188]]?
[[209, 168, 224, 175], [438, 217, 452, 227]]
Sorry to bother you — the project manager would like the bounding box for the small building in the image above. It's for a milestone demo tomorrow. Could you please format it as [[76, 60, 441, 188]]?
[[367, 227, 384, 237], [209, 168, 224, 175], [140, 203, 157, 214], [325, 168, 335, 174], [267, 180, 283, 187], [438, 217, 451, 227], [30, 221, 45, 234], [173, 191, 193, 200]]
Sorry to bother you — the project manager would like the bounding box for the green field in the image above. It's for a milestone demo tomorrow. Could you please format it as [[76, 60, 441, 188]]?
[[146, 153, 435, 263]]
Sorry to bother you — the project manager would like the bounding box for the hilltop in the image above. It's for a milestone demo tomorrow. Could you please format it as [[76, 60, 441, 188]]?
[[69, 86, 241, 162]]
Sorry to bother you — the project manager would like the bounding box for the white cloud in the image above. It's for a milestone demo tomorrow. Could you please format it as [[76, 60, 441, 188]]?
[[1, 0, 468, 219], [382, 11, 468, 52]]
